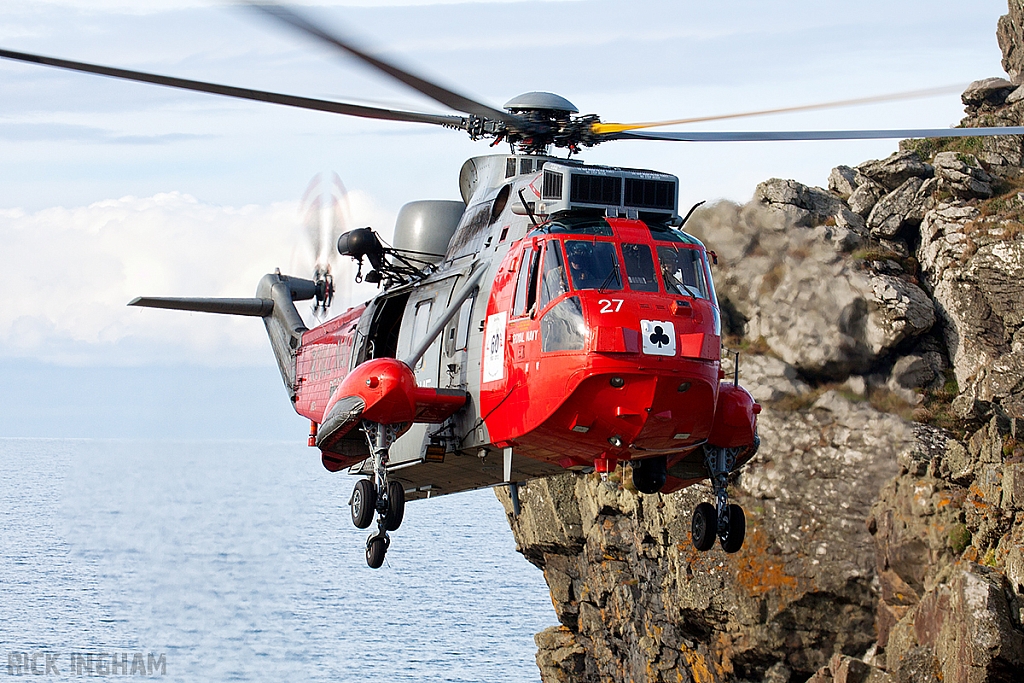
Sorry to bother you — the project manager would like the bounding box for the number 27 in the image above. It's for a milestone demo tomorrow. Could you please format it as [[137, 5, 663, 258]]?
[[598, 299, 623, 313]]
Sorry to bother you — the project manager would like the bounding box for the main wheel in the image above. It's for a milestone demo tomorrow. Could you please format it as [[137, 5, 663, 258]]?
[[720, 504, 746, 554], [366, 536, 387, 569], [384, 481, 405, 531], [351, 479, 376, 529], [631, 456, 668, 494], [691, 502, 717, 551]]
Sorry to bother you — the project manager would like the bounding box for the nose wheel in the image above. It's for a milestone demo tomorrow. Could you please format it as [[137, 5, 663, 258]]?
[[349, 420, 408, 569], [690, 444, 749, 554]]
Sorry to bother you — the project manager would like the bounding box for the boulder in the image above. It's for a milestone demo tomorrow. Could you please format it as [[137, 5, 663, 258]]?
[[889, 355, 937, 391], [720, 352, 810, 403], [829, 165, 860, 199], [687, 201, 930, 379], [866, 177, 936, 239], [849, 178, 888, 218], [866, 276, 936, 354], [961, 77, 1016, 108], [816, 208, 868, 251], [755, 178, 846, 227], [884, 564, 1024, 682], [857, 152, 933, 192], [932, 152, 995, 199]]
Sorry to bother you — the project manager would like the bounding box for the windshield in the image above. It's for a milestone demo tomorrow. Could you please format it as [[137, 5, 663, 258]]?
[[657, 245, 708, 299], [539, 241, 570, 310], [565, 240, 622, 291], [622, 243, 659, 293]]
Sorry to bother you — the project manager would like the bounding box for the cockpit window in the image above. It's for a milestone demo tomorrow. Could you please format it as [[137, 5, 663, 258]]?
[[565, 240, 622, 291], [512, 245, 541, 317], [539, 241, 569, 310], [657, 246, 708, 299], [621, 243, 659, 292], [647, 222, 703, 245], [543, 216, 614, 236]]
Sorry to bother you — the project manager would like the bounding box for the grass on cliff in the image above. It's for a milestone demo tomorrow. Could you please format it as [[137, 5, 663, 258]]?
[[850, 244, 921, 279], [900, 135, 985, 160], [911, 370, 969, 436]]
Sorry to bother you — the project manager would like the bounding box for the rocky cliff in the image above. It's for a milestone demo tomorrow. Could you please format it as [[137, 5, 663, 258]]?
[[498, 4, 1024, 682]]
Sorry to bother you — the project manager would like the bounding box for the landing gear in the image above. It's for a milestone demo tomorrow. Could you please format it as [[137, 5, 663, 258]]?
[[631, 455, 667, 494], [721, 504, 745, 554], [349, 420, 408, 568], [351, 478, 376, 529], [384, 480, 405, 531], [366, 533, 389, 569], [691, 502, 717, 551], [690, 445, 747, 553]]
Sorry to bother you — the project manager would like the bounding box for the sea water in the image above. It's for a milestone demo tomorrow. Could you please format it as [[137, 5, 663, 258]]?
[[0, 439, 555, 681]]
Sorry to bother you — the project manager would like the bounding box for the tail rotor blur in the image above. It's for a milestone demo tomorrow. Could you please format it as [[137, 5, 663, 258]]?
[[299, 172, 351, 321]]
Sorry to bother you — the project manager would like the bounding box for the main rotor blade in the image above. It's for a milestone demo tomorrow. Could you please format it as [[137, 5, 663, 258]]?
[[0, 47, 465, 128], [246, 2, 526, 129], [609, 126, 1024, 142], [591, 84, 970, 135]]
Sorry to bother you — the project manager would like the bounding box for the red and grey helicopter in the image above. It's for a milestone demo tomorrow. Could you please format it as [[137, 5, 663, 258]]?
[[5, 3, 1024, 568]]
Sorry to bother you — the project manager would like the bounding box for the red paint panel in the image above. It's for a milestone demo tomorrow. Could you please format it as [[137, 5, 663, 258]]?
[[679, 332, 704, 358], [708, 383, 759, 448]]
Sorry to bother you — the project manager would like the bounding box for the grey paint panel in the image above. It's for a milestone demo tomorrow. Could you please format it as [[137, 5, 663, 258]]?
[[128, 296, 273, 317]]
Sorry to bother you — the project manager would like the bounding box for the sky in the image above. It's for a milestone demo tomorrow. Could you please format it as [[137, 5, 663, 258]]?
[[0, 0, 1012, 438]]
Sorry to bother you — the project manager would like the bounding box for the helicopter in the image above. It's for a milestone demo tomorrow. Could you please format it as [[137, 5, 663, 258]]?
[[4, 3, 1024, 569]]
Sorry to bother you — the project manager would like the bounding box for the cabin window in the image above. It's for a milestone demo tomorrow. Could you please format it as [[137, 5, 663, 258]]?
[[455, 294, 475, 351], [541, 296, 586, 352], [538, 241, 569, 310], [490, 185, 511, 224], [413, 299, 433, 368], [621, 243, 659, 292], [657, 246, 708, 299], [565, 240, 622, 291], [512, 246, 541, 317]]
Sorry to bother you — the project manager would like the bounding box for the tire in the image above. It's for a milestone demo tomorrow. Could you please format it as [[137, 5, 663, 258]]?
[[384, 481, 405, 531], [691, 502, 717, 551], [366, 537, 387, 569], [631, 456, 667, 494], [720, 504, 746, 554], [351, 479, 376, 529]]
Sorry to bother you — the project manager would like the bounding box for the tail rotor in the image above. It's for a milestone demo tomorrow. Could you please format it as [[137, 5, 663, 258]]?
[[298, 172, 350, 320]]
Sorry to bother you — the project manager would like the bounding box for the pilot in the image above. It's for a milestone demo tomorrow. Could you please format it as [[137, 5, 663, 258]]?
[[542, 257, 569, 301], [566, 242, 593, 289], [660, 249, 689, 295], [661, 248, 704, 297]]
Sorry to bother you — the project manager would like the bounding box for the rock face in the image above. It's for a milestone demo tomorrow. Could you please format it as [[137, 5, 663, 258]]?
[[499, 393, 912, 682], [683, 199, 931, 379], [999, 1, 1024, 84], [502, 4, 1024, 682], [916, 199, 1024, 417], [871, 416, 1024, 682]]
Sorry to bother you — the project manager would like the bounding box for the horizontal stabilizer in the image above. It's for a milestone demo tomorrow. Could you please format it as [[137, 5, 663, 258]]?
[[128, 296, 274, 317]]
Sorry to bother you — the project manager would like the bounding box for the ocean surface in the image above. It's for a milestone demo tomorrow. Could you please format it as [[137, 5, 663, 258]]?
[[0, 439, 556, 681]]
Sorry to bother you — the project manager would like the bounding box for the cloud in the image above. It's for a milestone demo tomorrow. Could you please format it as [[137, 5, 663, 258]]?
[[3, 0, 580, 15], [0, 121, 213, 144], [0, 190, 396, 366]]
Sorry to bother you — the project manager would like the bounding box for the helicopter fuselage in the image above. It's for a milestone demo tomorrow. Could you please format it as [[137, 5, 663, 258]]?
[[285, 154, 760, 500]]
